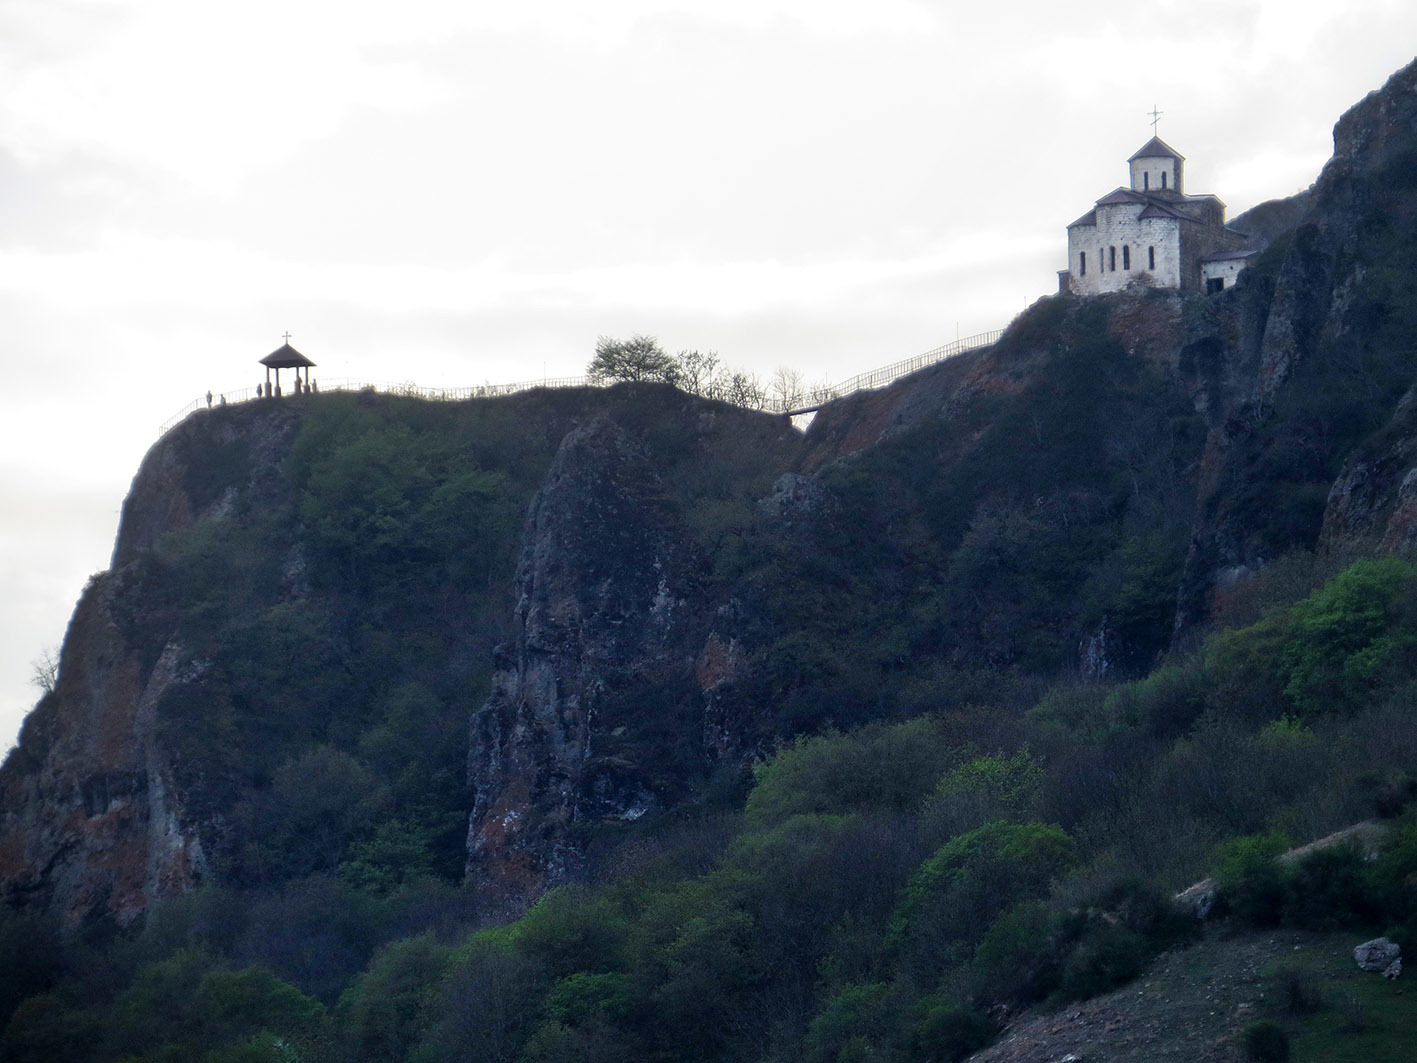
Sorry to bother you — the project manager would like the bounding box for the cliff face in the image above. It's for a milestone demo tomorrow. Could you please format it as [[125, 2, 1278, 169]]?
[[0, 405, 301, 926], [802, 58, 1417, 642], [5, 62, 1417, 932], [0, 388, 800, 929], [467, 418, 703, 911]]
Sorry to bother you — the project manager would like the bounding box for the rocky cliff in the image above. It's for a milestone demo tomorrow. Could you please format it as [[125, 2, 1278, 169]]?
[[0, 405, 302, 927], [467, 418, 706, 912], [5, 60, 1417, 932]]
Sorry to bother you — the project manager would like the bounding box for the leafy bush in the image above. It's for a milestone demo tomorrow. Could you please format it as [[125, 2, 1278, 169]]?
[[744, 719, 962, 826], [338, 933, 449, 1063], [1269, 965, 1323, 1016], [1054, 922, 1151, 1003], [412, 934, 540, 1063], [1278, 559, 1417, 716], [892, 821, 1078, 968], [1206, 559, 1417, 722], [910, 997, 994, 1063], [802, 982, 891, 1063], [1282, 843, 1379, 930], [1213, 833, 1291, 926], [1242, 1020, 1291, 1062], [971, 902, 1060, 1005], [513, 886, 629, 979], [921, 750, 1043, 841], [1107, 659, 1208, 737]]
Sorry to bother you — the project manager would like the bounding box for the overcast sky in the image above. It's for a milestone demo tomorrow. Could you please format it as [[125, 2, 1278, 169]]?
[[1, 0, 1413, 753]]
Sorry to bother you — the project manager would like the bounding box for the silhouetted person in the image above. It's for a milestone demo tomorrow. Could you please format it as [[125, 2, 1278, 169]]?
[[206, 390, 212, 408]]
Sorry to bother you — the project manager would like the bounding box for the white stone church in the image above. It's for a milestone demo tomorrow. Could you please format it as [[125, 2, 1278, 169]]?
[[1060, 136, 1253, 296]]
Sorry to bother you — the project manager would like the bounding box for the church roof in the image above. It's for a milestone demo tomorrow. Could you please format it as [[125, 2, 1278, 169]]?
[[1128, 136, 1185, 162], [1138, 199, 1195, 220], [259, 343, 316, 369], [1096, 188, 1149, 206]]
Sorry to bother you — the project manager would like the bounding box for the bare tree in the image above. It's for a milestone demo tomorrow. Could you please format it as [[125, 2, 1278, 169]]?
[[29, 646, 59, 696], [722, 371, 765, 410], [674, 348, 722, 397], [768, 366, 805, 413]]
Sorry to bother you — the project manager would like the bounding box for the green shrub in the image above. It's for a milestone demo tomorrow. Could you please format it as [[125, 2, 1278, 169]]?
[[922, 751, 1042, 838], [194, 966, 325, 1049], [1241, 1020, 1290, 1062], [802, 983, 891, 1063], [1372, 808, 1417, 924], [1055, 923, 1151, 1003], [1207, 559, 1417, 723], [744, 719, 962, 826], [971, 902, 1060, 1005], [1282, 843, 1378, 930], [892, 821, 1078, 967], [513, 886, 629, 979], [543, 972, 632, 1026], [1107, 660, 1208, 737], [1279, 559, 1417, 716], [1269, 965, 1323, 1016], [910, 997, 994, 1062], [337, 933, 450, 1063], [1213, 833, 1291, 926], [411, 934, 539, 1063]]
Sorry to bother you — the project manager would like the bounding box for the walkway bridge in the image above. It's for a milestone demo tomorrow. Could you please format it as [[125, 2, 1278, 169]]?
[[159, 328, 1004, 436]]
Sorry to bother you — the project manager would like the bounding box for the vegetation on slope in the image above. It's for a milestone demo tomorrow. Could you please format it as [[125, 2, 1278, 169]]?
[[5, 553, 1417, 1062]]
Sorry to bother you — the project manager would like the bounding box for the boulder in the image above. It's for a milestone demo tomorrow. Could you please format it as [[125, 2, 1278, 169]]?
[[1354, 937, 1401, 972]]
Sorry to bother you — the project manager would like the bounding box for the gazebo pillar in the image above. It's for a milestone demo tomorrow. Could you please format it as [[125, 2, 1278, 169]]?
[[259, 336, 316, 400]]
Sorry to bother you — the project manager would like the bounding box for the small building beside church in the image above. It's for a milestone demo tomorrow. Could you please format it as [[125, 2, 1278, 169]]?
[[1060, 136, 1251, 296]]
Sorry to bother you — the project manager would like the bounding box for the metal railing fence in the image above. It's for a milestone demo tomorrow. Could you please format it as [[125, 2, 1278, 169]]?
[[159, 329, 1004, 436]]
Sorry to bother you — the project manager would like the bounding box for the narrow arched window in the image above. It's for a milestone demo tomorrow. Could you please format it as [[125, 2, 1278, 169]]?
[[1079, 251, 1087, 276], [1122, 246, 1131, 270], [1148, 246, 1155, 270], [1143, 172, 1149, 191], [1109, 246, 1116, 271], [1161, 171, 1167, 189]]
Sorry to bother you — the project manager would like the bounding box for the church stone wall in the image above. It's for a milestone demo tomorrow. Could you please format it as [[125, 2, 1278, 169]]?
[[1201, 257, 1248, 290], [1067, 208, 1180, 295], [1180, 224, 1249, 293], [1129, 157, 1182, 194]]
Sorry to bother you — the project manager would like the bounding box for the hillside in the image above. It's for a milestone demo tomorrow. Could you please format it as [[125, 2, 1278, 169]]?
[[1, 58, 1416, 1063]]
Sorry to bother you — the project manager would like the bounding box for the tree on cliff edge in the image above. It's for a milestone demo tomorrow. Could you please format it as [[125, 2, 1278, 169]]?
[[587, 335, 680, 385]]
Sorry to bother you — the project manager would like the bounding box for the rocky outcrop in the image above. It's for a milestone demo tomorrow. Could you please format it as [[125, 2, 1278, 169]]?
[[0, 403, 301, 929], [1172, 58, 1417, 624], [466, 419, 707, 913], [0, 575, 204, 928]]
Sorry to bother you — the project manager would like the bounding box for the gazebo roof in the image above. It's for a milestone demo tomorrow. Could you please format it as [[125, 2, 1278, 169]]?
[[260, 343, 316, 369]]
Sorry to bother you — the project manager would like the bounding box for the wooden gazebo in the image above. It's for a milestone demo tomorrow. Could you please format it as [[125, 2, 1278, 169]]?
[[259, 336, 315, 396]]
